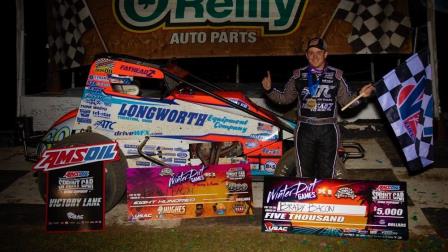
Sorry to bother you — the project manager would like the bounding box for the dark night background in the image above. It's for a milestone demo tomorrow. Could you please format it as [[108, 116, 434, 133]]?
[[3, 0, 447, 139]]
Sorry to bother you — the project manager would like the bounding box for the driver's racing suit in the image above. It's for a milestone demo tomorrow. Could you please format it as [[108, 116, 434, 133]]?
[[266, 65, 362, 178]]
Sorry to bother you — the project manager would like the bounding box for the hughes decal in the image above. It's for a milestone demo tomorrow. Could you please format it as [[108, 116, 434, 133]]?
[[114, 0, 307, 34]]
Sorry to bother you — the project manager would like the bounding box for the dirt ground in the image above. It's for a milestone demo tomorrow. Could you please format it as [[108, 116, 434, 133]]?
[[1, 121, 447, 251]]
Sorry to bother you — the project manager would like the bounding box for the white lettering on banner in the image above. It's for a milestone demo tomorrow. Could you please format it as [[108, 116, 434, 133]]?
[[168, 165, 207, 187], [264, 212, 287, 220], [372, 191, 405, 202], [170, 31, 257, 44], [82, 197, 102, 207], [288, 213, 345, 223], [266, 179, 319, 203], [48, 198, 102, 207], [49, 198, 82, 207], [170, 32, 207, 44], [209, 31, 256, 43]]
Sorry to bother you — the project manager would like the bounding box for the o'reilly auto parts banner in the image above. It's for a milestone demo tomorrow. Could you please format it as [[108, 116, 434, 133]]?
[[76, 0, 411, 61], [46, 162, 105, 232]]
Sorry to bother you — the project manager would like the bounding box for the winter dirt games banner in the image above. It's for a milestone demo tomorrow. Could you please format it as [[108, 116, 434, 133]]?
[[76, 0, 411, 61], [262, 177, 408, 240], [127, 163, 253, 221], [46, 162, 105, 232]]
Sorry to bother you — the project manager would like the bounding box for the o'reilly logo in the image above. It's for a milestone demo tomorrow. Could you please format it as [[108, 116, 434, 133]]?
[[114, 0, 307, 34]]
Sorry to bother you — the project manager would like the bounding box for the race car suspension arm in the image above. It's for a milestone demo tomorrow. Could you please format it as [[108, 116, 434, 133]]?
[[138, 136, 170, 167]]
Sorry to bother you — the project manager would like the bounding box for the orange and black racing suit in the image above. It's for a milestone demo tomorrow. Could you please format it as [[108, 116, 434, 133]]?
[[266, 65, 362, 178]]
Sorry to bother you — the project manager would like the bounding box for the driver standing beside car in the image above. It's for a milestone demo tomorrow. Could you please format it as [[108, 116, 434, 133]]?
[[261, 37, 375, 179]]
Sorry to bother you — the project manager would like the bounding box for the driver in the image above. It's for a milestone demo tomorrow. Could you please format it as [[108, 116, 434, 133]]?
[[262, 37, 375, 179], [110, 74, 140, 96]]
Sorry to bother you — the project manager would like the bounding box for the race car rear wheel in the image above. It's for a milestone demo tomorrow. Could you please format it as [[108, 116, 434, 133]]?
[[38, 132, 127, 212]]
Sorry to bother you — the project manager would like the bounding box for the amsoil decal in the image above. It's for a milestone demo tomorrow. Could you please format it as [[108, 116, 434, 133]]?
[[114, 0, 307, 35], [33, 143, 119, 171]]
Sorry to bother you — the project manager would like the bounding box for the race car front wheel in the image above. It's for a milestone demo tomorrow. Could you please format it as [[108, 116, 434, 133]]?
[[37, 132, 127, 212]]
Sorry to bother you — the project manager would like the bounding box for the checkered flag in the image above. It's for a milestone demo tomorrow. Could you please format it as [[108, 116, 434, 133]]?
[[48, 0, 93, 69], [376, 50, 433, 174], [335, 0, 359, 22], [335, 0, 411, 54]]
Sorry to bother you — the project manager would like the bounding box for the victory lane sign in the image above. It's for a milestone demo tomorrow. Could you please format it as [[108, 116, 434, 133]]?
[[46, 162, 105, 232], [39, 142, 119, 232]]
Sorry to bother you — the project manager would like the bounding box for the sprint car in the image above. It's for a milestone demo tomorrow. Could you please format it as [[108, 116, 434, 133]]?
[[24, 54, 363, 211]]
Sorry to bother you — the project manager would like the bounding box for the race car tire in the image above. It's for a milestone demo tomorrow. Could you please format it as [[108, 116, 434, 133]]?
[[274, 147, 296, 177], [38, 132, 127, 212]]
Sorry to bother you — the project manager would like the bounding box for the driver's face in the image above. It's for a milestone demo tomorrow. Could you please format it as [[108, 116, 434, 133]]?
[[306, 47, 328, 69]]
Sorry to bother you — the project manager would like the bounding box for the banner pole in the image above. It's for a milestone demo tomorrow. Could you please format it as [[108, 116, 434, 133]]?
[[426, 0, 440, 119], [82, 0, 109, 53], [321, 6, 339, 39], [341, 82, 377, 112], [341, 93, 363, 111], [16, 8, 25, 117]]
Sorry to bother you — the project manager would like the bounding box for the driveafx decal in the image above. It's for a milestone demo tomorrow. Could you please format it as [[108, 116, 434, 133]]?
[[33, 143, 119, 171]]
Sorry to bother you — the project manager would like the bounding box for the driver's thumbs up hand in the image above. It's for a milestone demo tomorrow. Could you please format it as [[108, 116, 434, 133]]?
[[262, 71, 272, 91]]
